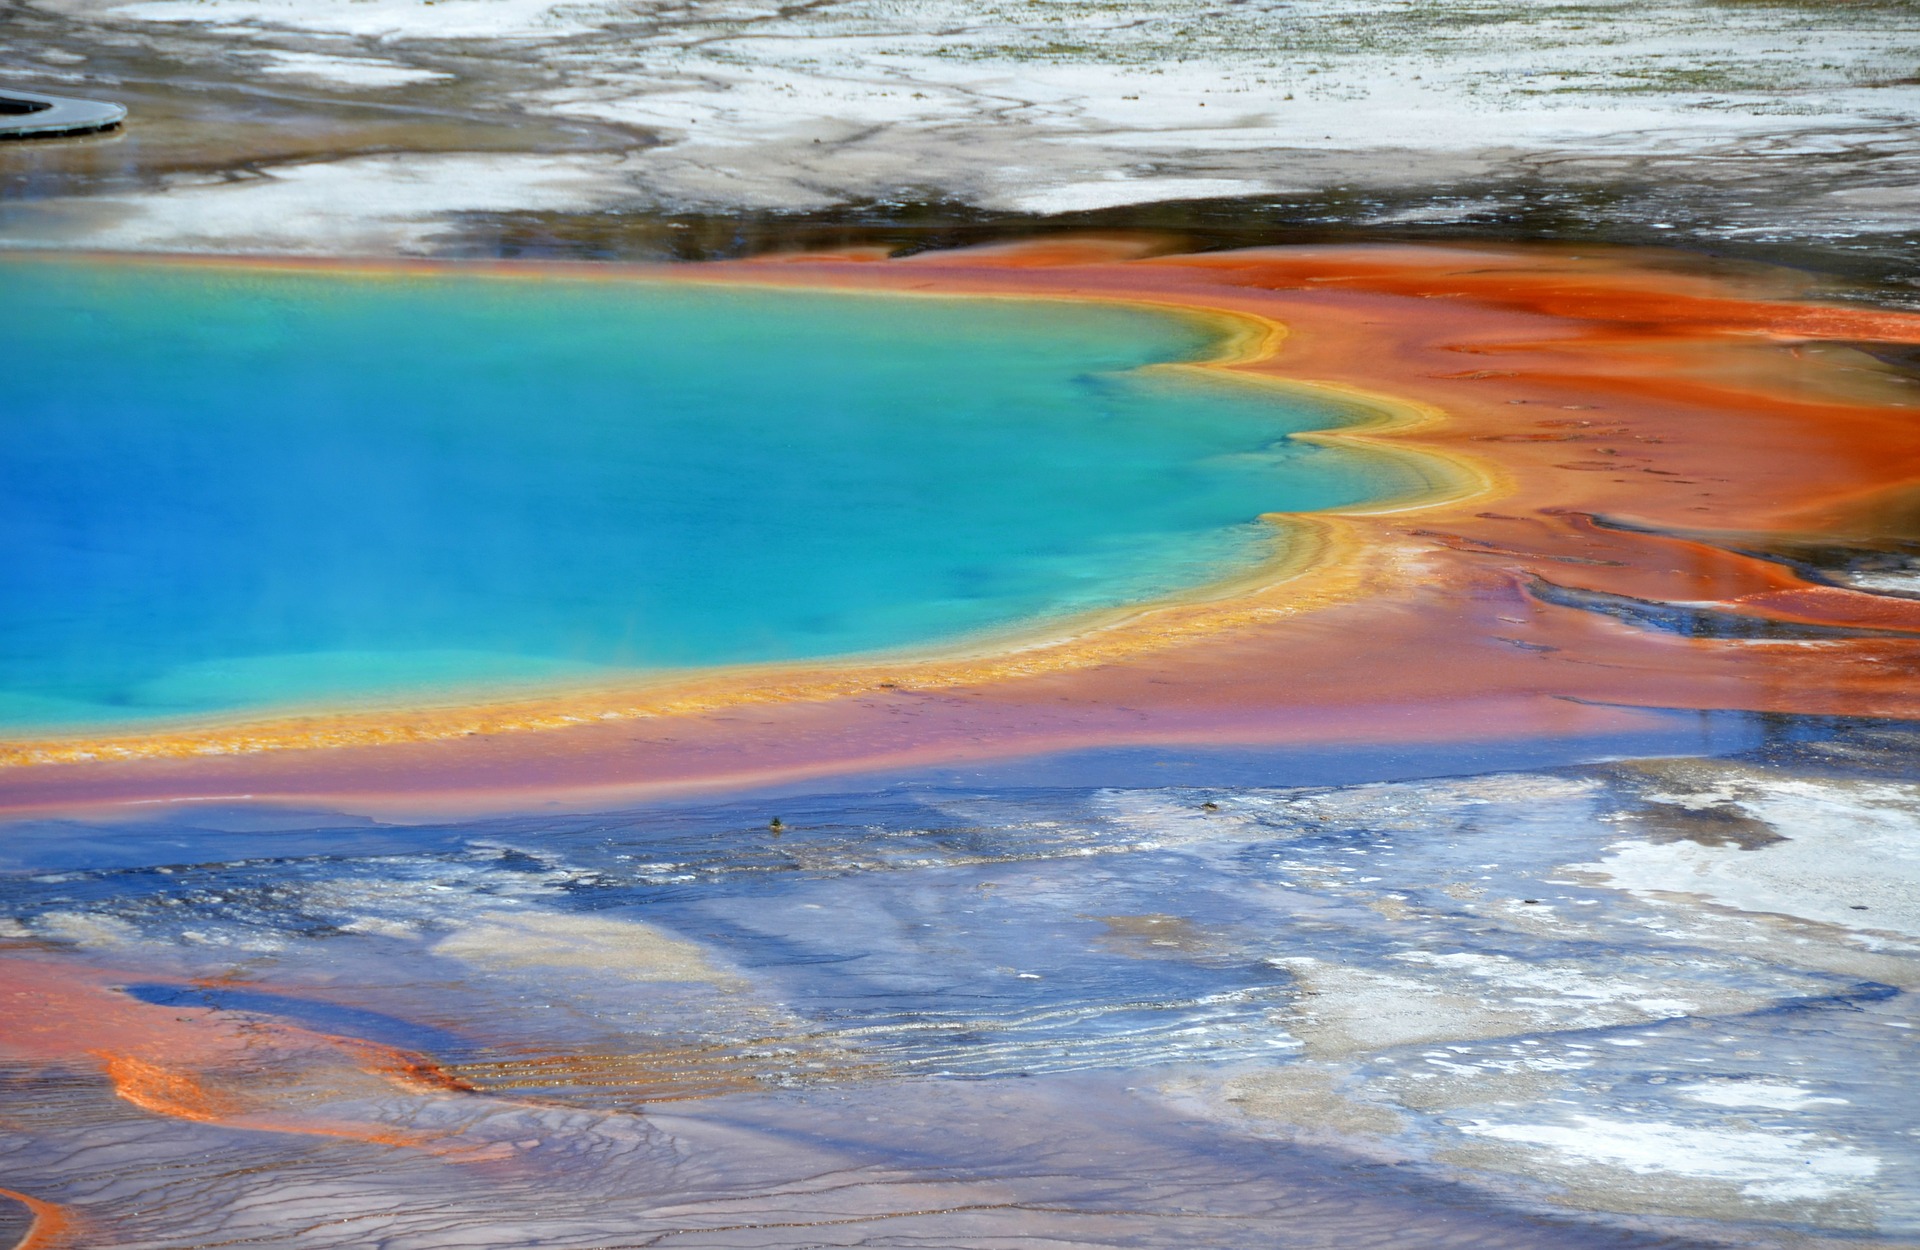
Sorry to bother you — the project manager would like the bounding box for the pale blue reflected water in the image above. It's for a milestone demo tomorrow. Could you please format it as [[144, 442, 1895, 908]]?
[[0, 722, 1913, 1246]]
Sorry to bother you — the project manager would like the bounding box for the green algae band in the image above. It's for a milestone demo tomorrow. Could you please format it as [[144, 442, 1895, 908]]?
[[0, 259, 1410, 731]]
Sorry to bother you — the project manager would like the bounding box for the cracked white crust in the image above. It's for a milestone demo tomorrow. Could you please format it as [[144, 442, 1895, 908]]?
[[5, 0, 1918, 250]]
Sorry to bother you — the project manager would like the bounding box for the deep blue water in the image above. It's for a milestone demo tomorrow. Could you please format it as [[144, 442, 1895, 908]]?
[[0, 259, 1413, 730]]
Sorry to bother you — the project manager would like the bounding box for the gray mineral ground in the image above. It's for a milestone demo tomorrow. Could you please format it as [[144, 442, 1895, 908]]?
[[0, 0, 1915, 293]]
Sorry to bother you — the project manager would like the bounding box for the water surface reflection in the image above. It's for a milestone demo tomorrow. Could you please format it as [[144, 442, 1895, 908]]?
[[1, 726, 1914, 1246]]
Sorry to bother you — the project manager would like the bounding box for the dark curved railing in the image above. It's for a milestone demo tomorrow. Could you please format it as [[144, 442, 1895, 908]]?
[[0, 89, 125, 138]]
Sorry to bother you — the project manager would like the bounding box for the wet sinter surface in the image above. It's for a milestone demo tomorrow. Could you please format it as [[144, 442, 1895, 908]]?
[[1, 720, 1914, 1247], [4, 0, 1918, 291]]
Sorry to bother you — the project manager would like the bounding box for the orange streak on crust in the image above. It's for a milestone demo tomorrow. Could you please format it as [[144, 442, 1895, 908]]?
[[2, 242, 1919, 817], [95, 1052, 251, 1123], [339, 1036, 481, 1096], [0, 1187, 81, 1250], [89, 1053, 437, 1150], [0, 958, 459, 1152]]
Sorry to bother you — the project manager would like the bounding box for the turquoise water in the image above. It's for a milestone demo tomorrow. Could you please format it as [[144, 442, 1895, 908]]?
[[0, 259, 1413, 732]]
